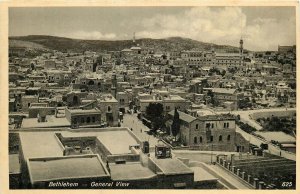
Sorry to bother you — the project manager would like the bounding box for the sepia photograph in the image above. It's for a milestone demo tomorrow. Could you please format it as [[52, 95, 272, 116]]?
[[3, 1, 298, 192]]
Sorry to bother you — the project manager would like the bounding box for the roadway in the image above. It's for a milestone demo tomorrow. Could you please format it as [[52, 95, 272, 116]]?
[[236, 125, 296, 161], [121, 113, 160, 148], [215, 107, 296, 131]]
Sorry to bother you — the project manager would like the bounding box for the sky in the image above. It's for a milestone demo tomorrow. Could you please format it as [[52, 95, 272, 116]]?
[[9, 6, 296, 51]]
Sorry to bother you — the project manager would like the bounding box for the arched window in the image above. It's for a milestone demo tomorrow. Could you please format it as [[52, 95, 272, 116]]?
[[227, 135, 231, 141], [107, 106, 111, 112], [194, 137, 197, 144], [219, 135, 223, 142], [199, 136, 202, 143], [87, 117, 90, 123], [196, 124, 199, 130], [210, 136, 214, 142]]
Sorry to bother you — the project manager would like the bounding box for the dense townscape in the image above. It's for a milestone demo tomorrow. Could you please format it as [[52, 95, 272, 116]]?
[[8, 34, 296, 189]]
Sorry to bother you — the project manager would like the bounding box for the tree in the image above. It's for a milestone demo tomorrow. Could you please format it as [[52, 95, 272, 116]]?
[[30, 63, 35, 71], [145, 102, 164, 131], [238, 97, 252, 109], [145, 102, 163, 120], [220, 70, 226, 77], [206, 90, 220, 107], [171, 108, 180, 141]]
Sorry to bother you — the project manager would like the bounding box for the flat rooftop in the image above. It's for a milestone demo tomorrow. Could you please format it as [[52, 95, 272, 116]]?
[[28, 155, 108, 183], [164, 95, 185, 101], [60, 128, 139, 155], [21, 116, 70, 128], [151, 157, 193, 175], [19, 128, 141, 164], [19, 132, 64, 159], [96, 130, 139, 155], [67, 108, 101, 115], [109, 162, 156, 181], [196, 110, 216, 116]]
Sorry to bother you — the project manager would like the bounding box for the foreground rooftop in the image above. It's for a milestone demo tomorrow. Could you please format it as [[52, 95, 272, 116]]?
[[28, 155, 109, 183]]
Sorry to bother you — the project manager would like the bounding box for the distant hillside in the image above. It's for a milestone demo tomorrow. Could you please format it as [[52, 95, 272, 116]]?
[[9, 35, 244, 53], [9, 39, 49, 50]]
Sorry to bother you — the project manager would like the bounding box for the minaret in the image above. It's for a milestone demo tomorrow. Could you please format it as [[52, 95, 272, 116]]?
[[239, 37, 244, 66], [133, 32, 136, 44]]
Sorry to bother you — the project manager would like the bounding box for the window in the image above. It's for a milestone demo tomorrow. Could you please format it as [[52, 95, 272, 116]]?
[[206, 123, 210, 128], [210, 136, 214, 142], [28, 103, 31, 107], [219, 135, 223, 142], [107, 106, 111, 112], [227, 135, 231, 141], [196, 124, 199, 130], [92, 117, 95, 123], [211, 123, 214, 128], [224, 122, 229, 128], [194, 137, 197, 144], [199, 136, 202, 143], [87, 117, 90, 123]]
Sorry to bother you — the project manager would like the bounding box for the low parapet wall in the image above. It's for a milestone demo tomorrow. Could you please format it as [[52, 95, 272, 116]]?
[[106, 153, 140, 163]]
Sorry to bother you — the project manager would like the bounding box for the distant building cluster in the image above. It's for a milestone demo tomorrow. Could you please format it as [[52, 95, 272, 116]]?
[[8, 35, 296, 189]]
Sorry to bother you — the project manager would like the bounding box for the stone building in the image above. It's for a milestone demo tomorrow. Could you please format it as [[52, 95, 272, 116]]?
[[167, 111, 249, 152]]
